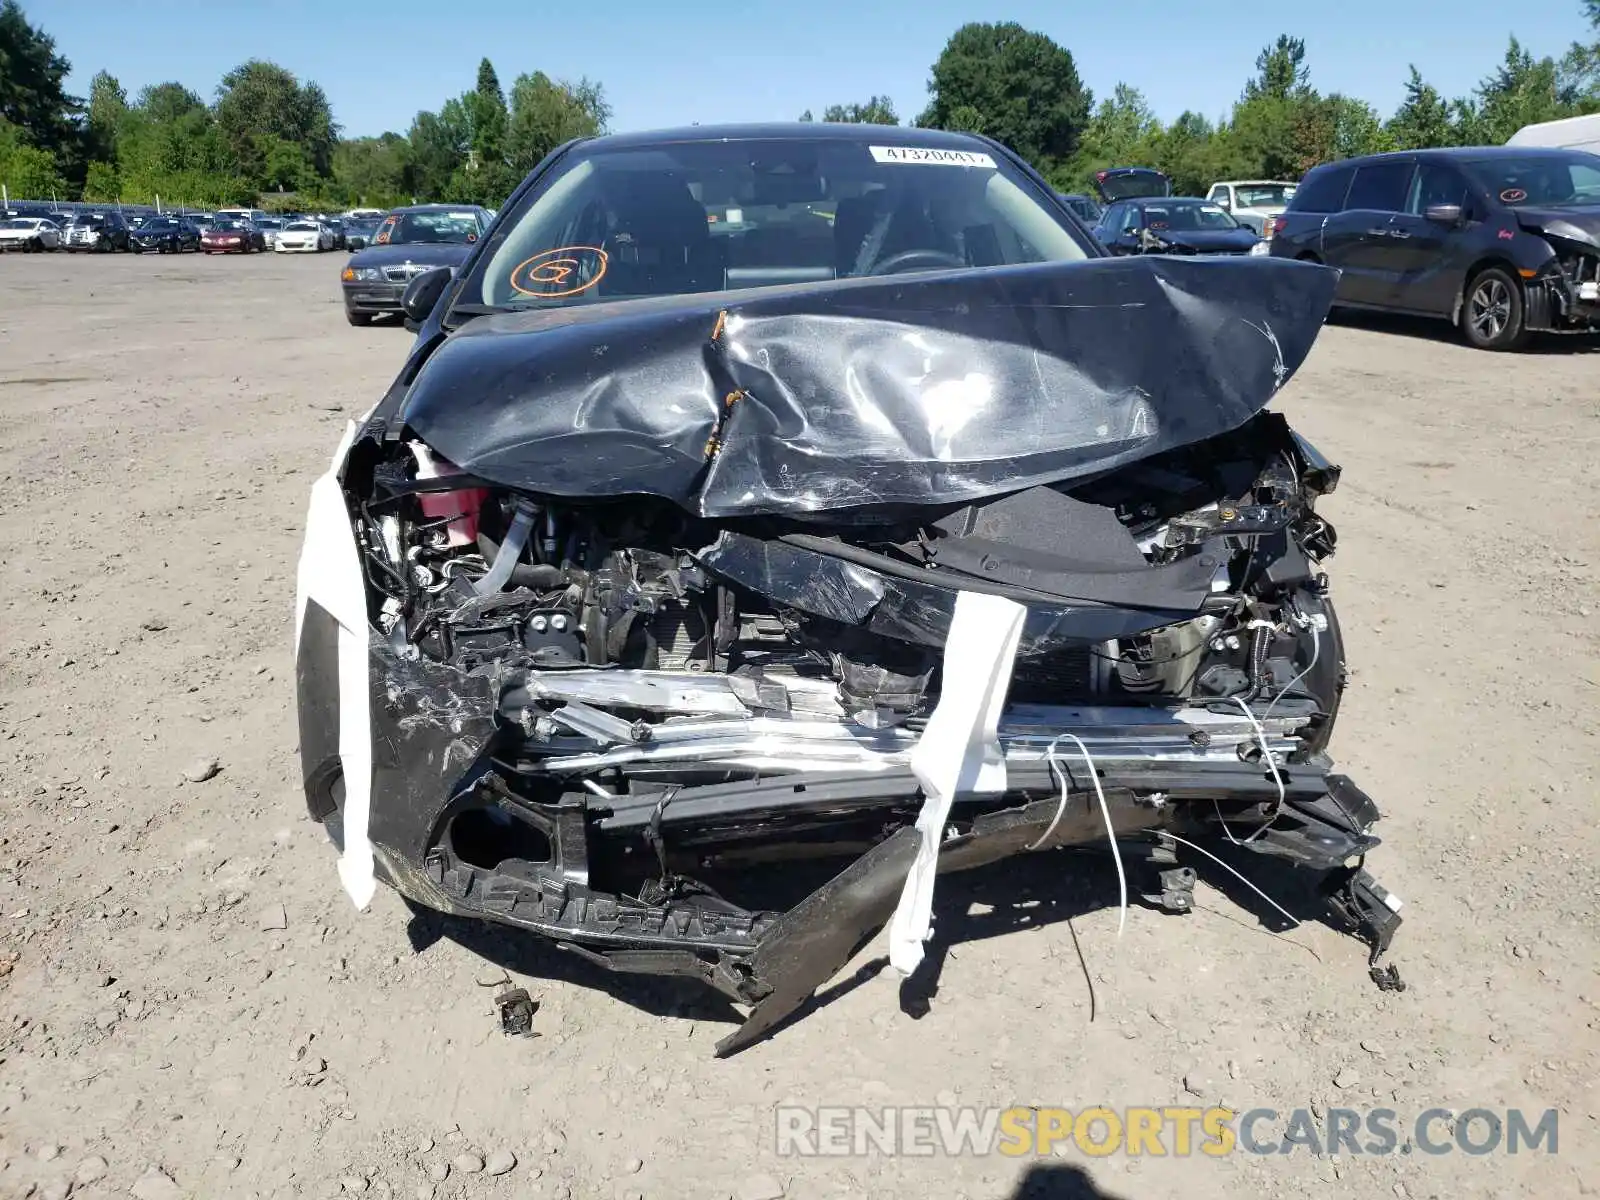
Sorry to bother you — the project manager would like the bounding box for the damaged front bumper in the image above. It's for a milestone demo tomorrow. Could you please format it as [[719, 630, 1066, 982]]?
[[298, 557, 1404, 1057]]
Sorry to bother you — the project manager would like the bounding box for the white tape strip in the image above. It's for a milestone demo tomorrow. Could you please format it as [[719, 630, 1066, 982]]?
[[295, 419, 377, 909], [887, 590, 1027, 976]]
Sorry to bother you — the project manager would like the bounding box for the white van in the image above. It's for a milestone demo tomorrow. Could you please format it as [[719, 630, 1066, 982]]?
[[1508, 114, 1600, 153]]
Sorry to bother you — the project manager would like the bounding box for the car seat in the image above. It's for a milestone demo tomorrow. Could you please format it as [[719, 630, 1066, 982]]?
[[599, 176, 722, 296]]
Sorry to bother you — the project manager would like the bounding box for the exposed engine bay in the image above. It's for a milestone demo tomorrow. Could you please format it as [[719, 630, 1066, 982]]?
[[296, 255, 1405, 1055]]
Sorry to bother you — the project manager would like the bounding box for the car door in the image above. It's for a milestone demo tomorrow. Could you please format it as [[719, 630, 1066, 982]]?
[[1092, 202, 1125, 249], [1381, 162, 1474, 315], [1320, 160, 1415, 306]]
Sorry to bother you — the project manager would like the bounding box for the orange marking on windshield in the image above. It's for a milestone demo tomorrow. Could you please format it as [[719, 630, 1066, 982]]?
[[509, 246, 609, 299]]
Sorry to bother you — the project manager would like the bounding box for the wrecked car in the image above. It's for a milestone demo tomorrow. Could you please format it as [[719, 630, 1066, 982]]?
[[295, 123, 1403, 1056], [1269, 146, 1600, 350]]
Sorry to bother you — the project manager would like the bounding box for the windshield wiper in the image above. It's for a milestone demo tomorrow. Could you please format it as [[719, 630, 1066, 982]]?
[[442, 302, 512, 331]]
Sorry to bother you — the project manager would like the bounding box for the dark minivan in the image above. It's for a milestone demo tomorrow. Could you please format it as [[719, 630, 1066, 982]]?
[[1269, 146, 1600, 350]]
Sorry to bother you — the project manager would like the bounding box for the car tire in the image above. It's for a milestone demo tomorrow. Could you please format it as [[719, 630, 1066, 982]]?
[[1460, 266, 1529, 352], [346, 311, 373, 327]]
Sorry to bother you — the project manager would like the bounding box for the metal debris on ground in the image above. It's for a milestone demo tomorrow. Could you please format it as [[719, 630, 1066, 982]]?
[[495, 986, 539, 1037]]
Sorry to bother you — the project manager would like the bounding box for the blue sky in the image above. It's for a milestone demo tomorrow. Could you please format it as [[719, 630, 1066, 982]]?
[[26, 0, 1597, 139]]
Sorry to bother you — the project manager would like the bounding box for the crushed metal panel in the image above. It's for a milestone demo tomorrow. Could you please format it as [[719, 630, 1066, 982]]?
[[397, 256, 1338, 518]]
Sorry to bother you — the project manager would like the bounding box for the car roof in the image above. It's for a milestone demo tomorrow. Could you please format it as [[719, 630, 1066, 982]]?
[[390, 203, 483, 213], [1309, 145, 1589, 174], [571, 122, 998, 153]]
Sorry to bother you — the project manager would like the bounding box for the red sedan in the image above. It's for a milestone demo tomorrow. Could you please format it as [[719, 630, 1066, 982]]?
[[201, 220, 265, 254]]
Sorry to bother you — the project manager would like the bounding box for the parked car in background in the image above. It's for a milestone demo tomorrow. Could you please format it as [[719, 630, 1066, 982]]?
[[1269, 146, 1600, 350], [62, 211, 132, 252], [323, 218, 348, 250], [130, 216, 201, 253], [276, 220, 334, 253], [340, 203, 491, 325], [1093, 167, 1171, 203], [215, 207, 269, 226], [1094, 197, 1263, 256], [256, 217, 285, 249], [1056, 193, 1102, 224], [1205, 180, 1298, 234], [0, 216, 63, 251], [343, 217, 382, 250], [343, 207, 385, 220], [201, 219, 266, 254]]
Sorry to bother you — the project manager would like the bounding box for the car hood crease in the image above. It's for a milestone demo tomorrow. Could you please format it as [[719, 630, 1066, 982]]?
[[398, 255, 1338, 519]]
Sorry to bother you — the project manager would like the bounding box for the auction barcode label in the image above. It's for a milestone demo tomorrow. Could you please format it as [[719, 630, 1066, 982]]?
[[870, 146, 997, 168]]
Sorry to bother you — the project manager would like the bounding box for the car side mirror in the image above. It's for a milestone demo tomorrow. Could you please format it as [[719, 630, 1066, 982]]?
[[401, 266, 452, 325], [1424, 203, 1463, 226]]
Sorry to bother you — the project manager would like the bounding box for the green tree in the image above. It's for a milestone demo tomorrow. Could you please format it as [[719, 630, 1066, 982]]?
[[820, 96, 898, 124], [457, 58, 514, 204], [1386, 67, 1457, 149], [81, 158, 119, 201], [333, 133, 412, 206], [85, 69, 126, 162], [918, 22, 1091, 171], [137, 82, 205, 126], [214, 60, 337, 183], [1244, 35, 1311, 102], [406, 106, 468, 199], [504, 71, 609, 180], [1472, 37, 1575, 143], [0, 115, 64, 197], [0, 0, 77, 149], [1059, 83, 1158, 187]]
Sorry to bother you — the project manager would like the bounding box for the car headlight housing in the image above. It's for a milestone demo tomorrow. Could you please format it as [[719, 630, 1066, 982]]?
[[343, 266, 384, 282]]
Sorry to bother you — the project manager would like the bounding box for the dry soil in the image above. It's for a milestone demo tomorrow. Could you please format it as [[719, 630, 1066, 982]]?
[[0, 252, 1596, 1200]]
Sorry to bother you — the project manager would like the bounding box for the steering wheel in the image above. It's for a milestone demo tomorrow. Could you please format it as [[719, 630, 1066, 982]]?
[[871, 248, 967, 275]]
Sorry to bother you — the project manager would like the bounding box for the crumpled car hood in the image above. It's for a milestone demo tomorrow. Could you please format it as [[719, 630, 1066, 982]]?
[[399, 255, 1338, 519], [1514, 205, 1600, 249]]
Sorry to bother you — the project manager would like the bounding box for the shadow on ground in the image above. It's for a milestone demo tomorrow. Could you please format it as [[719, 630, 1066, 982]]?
[[402, 825, 1367, 1051], [1328, 306, 1600, 354], [1005, 1163, 1133, 1199]]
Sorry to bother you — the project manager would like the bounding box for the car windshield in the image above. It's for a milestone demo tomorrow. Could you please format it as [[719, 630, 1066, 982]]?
[[376, 211, 479, 245], [1, 218, 33, 229], [72, 216, 108, 227], [466, 137, 1091, 310], [1233, 184, 1296, 207], [286, 222, 319, 231], [1462, 153, 1600, 208], [213, 221, 248, 231], [141, 218, 178, 231], [1139, 201, 1239, 231]]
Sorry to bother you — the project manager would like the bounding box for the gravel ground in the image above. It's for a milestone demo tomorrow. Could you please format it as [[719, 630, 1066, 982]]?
[[0, 252, 1596, 1200]]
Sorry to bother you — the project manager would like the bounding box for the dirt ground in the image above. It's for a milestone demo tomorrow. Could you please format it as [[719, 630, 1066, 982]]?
[[0, 252, 1595, 1200]]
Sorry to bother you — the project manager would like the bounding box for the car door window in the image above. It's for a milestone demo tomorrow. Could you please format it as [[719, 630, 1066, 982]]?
[[1207, 185, 1227, 204], [1293, 166, 1353, 213], [1343, 163, 1414, 213], [1405, 164, 1467, 215]]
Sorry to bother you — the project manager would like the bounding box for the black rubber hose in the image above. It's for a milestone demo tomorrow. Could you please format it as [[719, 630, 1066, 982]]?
[[1243, 621, 1273, 702], [476, 532, 565, 590]]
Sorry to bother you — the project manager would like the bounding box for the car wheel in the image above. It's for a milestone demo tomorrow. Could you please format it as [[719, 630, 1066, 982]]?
[[346, 311, 373, 327], [1461, 266, 1528, 351]]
